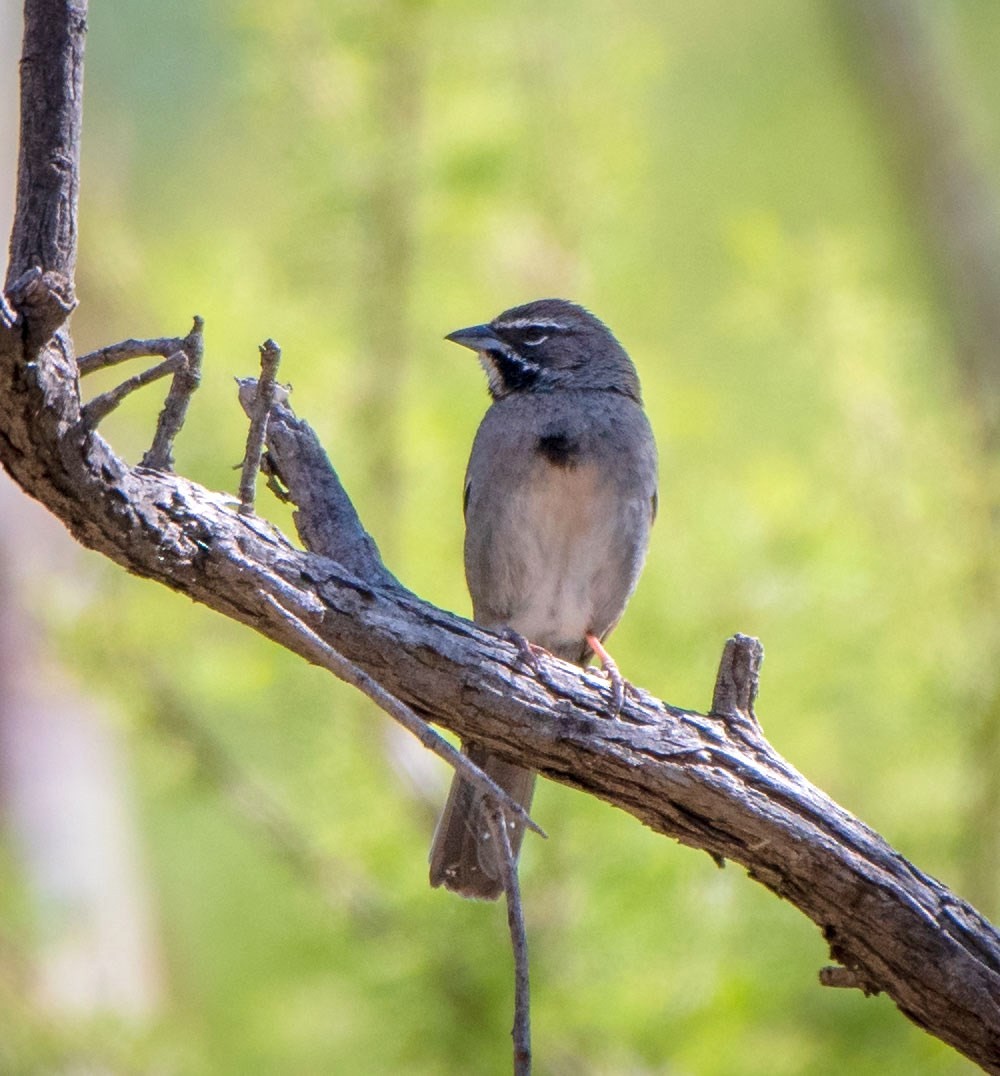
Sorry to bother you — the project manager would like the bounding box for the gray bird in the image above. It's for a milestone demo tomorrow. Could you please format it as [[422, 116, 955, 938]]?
[[429, 298, 658, 900]]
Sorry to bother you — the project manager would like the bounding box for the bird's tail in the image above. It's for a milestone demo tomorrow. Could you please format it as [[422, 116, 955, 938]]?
[[428, 742, 536, 901]]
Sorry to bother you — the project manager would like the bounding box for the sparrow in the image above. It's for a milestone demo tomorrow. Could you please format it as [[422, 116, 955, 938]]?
[[428, 298, 658, 900]]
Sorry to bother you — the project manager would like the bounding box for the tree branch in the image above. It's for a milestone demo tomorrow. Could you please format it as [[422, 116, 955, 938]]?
[[3, 1, 1000, 1071], [6, 0, 86, 288], [490, 803, 532, 1076], [238, 338, 281, 512]]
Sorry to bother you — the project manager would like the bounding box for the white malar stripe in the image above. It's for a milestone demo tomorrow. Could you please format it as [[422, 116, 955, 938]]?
[[478, 348, 541, 394]]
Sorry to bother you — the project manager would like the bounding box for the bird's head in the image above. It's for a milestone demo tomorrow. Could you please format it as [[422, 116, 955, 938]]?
[[446, 299, 642, 402]]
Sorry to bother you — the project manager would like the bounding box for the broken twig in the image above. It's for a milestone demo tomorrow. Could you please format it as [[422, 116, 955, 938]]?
[[259, 590, 546, 841], [490, 803, 532, 1076], [239, 339, 282, 514]]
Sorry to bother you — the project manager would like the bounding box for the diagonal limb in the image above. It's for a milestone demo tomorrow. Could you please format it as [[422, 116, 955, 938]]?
[[77, 318, 201, 376], [77, 317, 205, 471], [81, 352, 187, 429], [141, 317, 204, 470], [259, 589, 546, 841]]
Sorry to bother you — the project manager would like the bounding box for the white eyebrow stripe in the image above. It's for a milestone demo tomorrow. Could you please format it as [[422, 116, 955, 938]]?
[[492, 318, 568, 332]]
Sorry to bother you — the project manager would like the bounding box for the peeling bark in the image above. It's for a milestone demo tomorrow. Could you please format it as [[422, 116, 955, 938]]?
[[2, 1, 1000, 1070]]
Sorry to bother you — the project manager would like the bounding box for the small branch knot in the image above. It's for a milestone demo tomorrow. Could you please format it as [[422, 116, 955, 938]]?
[[819, 965, 881, 997], [2, 267, 77, 346], [710, 633, 764, 722]]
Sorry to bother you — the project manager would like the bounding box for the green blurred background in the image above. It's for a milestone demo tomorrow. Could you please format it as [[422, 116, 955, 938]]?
[[1, 1, 998, 1073]]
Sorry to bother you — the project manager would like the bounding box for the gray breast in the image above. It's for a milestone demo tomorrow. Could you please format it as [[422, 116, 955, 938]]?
[[463, 390, 657, 661]]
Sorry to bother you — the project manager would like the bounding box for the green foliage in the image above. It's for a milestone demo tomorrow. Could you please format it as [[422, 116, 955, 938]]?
[[7, 0, 999, 1071]]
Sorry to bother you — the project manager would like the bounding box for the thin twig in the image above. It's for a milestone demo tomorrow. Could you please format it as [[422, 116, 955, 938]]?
[[78, 333, 191, 376], [80, 352, 186, 429], [259, 591, 546, 840], [141, 316, 204, 471], [490, 803, 532, 1076], [237, 379, 394, 585], [239, 339, 281, 515]]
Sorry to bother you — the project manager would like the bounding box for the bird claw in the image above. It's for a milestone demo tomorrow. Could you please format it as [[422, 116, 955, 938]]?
[[499, 627, 546, 674], [585, 632, 636, 717], [605, 661, 627, 716], [501, 628, 636, 716]]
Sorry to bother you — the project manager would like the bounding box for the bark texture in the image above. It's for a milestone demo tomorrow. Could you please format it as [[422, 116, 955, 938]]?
[[2, 1, 1000, 1070]]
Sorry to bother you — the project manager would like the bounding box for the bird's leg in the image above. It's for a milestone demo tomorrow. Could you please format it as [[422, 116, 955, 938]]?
[[499, 627, 547, 674], [500, 627, 573, 699], [585, 633, 635, 716]]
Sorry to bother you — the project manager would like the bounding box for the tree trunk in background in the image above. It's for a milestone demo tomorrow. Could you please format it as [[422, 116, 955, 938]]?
[[0, 484, 163, 1021], [835, 0, 1000, 915], [0, 5, 161, 1019]]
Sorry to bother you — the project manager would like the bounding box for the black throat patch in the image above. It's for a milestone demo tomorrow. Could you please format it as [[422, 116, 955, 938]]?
[[536, 431, 580, 468], [491, 350, 540, 394]]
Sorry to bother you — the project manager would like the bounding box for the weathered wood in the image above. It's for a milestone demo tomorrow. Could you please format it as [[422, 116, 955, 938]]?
[[2, 1, 1000, 1070]]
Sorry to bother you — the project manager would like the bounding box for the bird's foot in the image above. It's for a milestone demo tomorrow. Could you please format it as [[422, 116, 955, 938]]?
[[499, 627, 547, 674], [586, 633, 637, 717]]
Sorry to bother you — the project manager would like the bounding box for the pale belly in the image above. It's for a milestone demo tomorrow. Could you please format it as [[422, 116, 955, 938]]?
[[492, 461, 631, 654]]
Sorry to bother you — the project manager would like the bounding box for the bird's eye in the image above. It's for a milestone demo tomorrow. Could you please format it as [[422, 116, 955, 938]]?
[[522, 331, 548, 347]]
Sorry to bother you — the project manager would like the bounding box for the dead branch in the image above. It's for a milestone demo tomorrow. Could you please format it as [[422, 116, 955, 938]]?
[[258, 586, 543, 838], [490, 803, 532, 1076], [239, 339, 281, 513], [81, 351, 187, 428], [3, 1, 1000, 1071]]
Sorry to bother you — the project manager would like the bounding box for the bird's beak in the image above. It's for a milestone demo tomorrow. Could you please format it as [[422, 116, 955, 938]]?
[[445, 323, 502, 352]]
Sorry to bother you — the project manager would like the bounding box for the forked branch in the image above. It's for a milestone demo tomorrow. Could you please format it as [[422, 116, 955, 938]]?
[[2, 1, 1000, 1071]]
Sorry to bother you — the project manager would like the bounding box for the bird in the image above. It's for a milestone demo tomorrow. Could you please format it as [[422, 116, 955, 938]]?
[[428, 298, 658, 900]]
